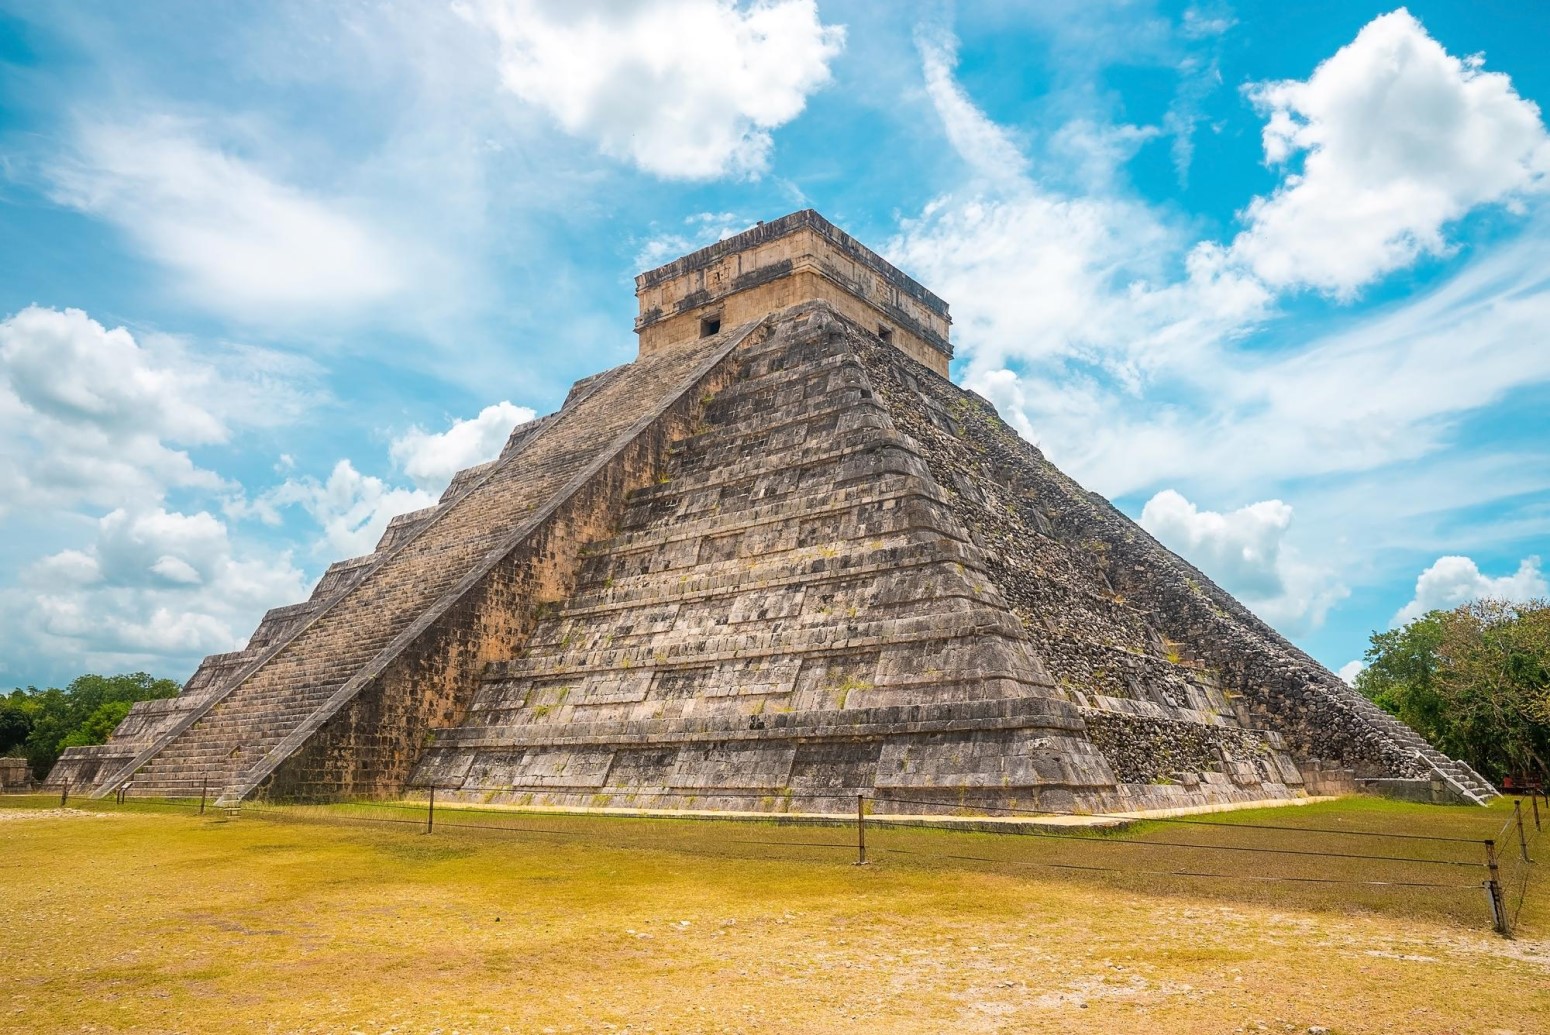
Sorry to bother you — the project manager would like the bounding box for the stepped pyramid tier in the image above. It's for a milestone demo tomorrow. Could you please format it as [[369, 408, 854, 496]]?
[[48, 210, 1495, 810]]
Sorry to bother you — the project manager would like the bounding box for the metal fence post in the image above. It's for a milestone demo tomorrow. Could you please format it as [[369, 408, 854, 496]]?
[[855, 793, 867, 866], [200, 779, 208, 816], [427, 785, 435, 835], [1515, 799, 1531, 862], [1485, 839, 1509, 936], [1533, 793, 1542, 832], [60, 780, 69, 807]]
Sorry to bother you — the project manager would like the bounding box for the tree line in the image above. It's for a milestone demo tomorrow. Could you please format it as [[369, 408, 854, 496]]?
[[1, 673, 181, 780], [1356, 598, 1549, 784]]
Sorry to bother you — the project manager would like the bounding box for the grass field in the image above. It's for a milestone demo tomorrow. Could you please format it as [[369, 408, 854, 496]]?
[[3, 794, 1547, 1034]]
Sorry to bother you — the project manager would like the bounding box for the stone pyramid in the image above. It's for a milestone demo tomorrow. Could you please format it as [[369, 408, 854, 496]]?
[[51, 211, 1495, 810]]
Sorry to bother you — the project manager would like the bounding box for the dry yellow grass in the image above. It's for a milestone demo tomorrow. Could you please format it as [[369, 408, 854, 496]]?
[[2, 794, 1547, 1034]]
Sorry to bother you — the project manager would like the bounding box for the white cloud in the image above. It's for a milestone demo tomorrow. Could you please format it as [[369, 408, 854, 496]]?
[[0, 305, 317, 513], [231, 399, 536, 561], [1140, 489, 1347, 632], [233, 460, 439, 560], [890, 192, 1265, 385], [916, 27, 1029, 185], [13, 506, 308, 671], [1337, 660, 1364, 685], [633, 211, 756, 270], [0, 303, 327, 683], [888, 13, 1550, 509], [391, 401, 535, 491], [48, 117, 405, 318], [458, 0, 845, 179], [1228, 8, 1550, 297], [1392, 555, 1548, 626]]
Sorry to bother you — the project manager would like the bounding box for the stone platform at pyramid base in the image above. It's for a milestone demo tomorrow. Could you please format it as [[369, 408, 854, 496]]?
[[400, 699, 1309, 817]]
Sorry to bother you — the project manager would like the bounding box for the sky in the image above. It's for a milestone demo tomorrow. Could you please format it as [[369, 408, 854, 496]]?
[[0, 0, 1547, 690]]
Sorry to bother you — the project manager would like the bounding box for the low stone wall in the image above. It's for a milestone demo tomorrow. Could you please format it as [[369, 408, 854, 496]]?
[[1360, 776, 1469, 805], [1299, 761, 1358, 797]]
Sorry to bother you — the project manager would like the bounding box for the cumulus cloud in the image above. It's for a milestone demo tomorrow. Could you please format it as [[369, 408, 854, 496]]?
[[391, 401, 535, 491], [233, 460, 439, 560], [1228, 8, 1550, 297], [13, 506, 308, 674], [887, 12, 1550, 513], [1392, 555, 1548, 626], [232, 399, 535, 559], [0, 305, 317, 513], [459, 0, 845, 179], [1140, 489, 1347, 632], [1337, 660, 1364, 686], [48, 117, 405, 318]]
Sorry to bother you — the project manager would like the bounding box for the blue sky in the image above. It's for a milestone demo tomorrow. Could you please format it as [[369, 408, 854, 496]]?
[[1, 1, 1547, 689]]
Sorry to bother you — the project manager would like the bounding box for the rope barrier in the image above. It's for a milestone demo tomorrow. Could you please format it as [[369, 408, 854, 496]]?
[[872, 846, 1482, 890], [871, 793, 1495, 845]]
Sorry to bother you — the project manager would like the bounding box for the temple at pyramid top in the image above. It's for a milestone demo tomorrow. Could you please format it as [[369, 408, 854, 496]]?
[[634, 209, 953, 375]]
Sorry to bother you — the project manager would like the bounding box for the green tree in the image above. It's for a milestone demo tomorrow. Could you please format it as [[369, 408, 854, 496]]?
[[1355, 611, 1450, 747], [18, 672, 181, 779], [0, 688, 40, 756], [61, 700, 137, 749], [1357, 598, 1550, 783]]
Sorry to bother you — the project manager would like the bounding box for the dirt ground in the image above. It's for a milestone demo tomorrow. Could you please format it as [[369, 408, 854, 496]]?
[[2, 795, 1546, 1034]]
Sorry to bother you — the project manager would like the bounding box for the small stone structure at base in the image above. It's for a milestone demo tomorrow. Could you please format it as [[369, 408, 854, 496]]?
[[0, 756, 32, 790], [49, 210, 1495, 812]]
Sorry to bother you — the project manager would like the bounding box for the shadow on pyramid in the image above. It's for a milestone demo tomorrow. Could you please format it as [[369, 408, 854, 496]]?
[[50, 211, 1495, 813]]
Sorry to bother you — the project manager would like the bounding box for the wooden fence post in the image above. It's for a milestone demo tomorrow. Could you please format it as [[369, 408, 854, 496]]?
[[855, 794, 867, 866], [1485, 839, 1509, 936], [1515, 799, 1531, 863]]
